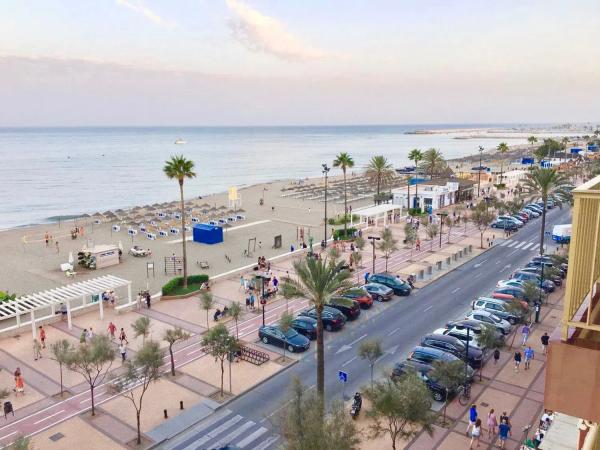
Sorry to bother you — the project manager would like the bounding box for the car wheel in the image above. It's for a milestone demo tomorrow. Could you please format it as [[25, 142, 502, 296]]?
[[326, 324, 333, 332], [288, 345, 295, 353], [508, 317, 517, 325], [432, 391, 444, 402], [262, 336, 269, 344], [376, 295, 382, 302]]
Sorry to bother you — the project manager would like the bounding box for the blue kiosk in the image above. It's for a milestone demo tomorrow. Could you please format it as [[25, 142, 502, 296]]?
[[193, 223, 223, 245]]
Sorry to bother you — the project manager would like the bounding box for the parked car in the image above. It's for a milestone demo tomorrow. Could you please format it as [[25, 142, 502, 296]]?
[[493, 286, 529, 300], [391, 360, 460, 401], [498, 215, 524, 227], [258, 325, 310, 353], [518, 266, 562, 285], [434, 327, 488, 350], [298, 306, 346, 331], [496, 279, 526, 289], [327, 296, 361, 320], [465, 310, 512, 335], [420, 333, 483, 368], [512, 271, 555, 292], [363, 283, 394, 302], [367, 273, 412, 296], [291, 316, 318, 340], [340, 287, 374, 308], [472, 297, 524, 325], [531, 255, 568, 272], [490, 219, 518, 231], [513, 213, 529, 223], [526, 260, 566, 277]]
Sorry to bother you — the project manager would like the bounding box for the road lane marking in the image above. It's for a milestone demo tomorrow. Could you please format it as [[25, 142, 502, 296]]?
[[499, 240, 510, 247], [522, 242, 533, 250], [495, 260, 501, 265], [508, 249, 520, 256], [389, 327, 401, 335], [0, 432, 16, 441], [473, 273, 481, 278], [507, 241, 518, 248], [423, 305, 433, 313], [514, 241, 526, 249], [342, 356, 357, 367], [451, 288, 461, 294], [33, 409, 65, 425], [348, 334, 367, 346]]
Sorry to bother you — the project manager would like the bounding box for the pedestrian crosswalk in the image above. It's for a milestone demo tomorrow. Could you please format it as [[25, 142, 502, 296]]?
[[498, 239, 536, 251], [165, 408, 280, 450]]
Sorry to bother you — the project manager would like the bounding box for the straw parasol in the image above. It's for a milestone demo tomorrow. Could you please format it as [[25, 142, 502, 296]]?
[[80, 213, 91, 218], [236, 208, 246, 213], [92, 212, 104, 218], [218, 205, 227, 210], [200, 203, 211, 208]]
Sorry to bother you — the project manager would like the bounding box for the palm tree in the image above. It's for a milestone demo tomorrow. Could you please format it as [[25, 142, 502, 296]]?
[[281, 258, 352, 401], [421, 148, 446, 180], [163, 155, 197, 288], [366, 155, 394, 202], [408, 149, 423, 211], [527, 136, 537, 164], [497, 142, 509, 184], [522, 168, 571, 254], [333, 152, 355, 237]]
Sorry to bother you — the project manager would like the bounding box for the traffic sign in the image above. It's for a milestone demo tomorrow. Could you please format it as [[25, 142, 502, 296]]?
[[338, 371, 348, 383], [260, 299, 266, 305]]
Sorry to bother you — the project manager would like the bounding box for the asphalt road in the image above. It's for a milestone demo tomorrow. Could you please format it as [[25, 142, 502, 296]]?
[[166, 205, 571, 447]]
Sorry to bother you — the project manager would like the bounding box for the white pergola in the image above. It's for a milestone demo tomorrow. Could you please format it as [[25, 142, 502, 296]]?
[[351, 204, 404, 228], [1, 275, 132, 338]]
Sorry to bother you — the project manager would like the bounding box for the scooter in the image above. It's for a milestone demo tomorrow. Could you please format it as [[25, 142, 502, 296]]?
[[350, 392, 362, 419]]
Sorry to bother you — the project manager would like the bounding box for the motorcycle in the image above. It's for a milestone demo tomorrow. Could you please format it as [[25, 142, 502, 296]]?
[[350, 392, 362, 419], [407, 273, 416, 289]]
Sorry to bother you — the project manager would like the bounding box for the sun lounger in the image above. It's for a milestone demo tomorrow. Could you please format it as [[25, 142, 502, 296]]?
[[170, 227, 180, 235], [236, 214, 245, 220], [112, 225, 121, 232], [146, 232, 156, 240], [197, 260, 210, 269], [159, 230, 168, 237], [184, 225, 192, 232], [227, 217, 237, 222]]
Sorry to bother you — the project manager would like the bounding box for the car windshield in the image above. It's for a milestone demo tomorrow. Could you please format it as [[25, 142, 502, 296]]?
[[284, 329, 299, 339], [489, 314, 502, 323]]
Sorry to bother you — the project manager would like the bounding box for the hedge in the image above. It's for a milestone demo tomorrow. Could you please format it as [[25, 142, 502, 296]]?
[[162, 274, 209, 296], [333, 227, 357, 240]]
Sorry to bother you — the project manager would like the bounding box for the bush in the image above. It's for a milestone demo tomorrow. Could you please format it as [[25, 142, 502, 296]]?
[[494, 183, 506, 190], [327, 214, 359, 226], [162, 274, 209, 296], [333, 227, 357, 240], [408, 208, 425, 216]]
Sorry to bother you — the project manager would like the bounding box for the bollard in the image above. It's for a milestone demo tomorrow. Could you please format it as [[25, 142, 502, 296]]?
[[458, 250, 463, 258], [180, 401, 184, 410], [446, 256, 451, 266], [418, 269, 425, 280], [468, 244, 473, 253], [436, 261, 442, 271], [427, 265, 433, 276], [164, 409, 168, 419]]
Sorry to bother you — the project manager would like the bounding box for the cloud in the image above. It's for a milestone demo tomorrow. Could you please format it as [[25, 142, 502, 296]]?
[[116, 0, 176, 28], [225, 0, 328, 61]]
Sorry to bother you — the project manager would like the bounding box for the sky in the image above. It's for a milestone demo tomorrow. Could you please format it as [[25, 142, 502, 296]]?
[[1, 0, 599, 126]]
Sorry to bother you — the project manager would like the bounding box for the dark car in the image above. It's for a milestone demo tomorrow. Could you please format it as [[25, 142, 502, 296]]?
[[408, 345, 466, 369], [340, 287, 374, 308], [490, 219, 518, 231], [363, 283, 394, 302], [328, 296, 361, 320], [531, 255, 568, 272], [291, 316, 318, 340], [299, 306, 346, 331], [420, 334, 483, 368], [367, 274, 411, 296], [391, 360, 457, 402], [258, 325, 310, 353], [513, 271, 555, 292], [519, 266, 562, 285], [526, 260, 566, 278]]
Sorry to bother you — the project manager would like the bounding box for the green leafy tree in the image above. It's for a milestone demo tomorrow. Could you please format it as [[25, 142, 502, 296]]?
[[503, 197, 524, 215], [421, 148, 446, 179], [408, 149, 423, 211], [50, 339, 72, 396], [333, 152, 355, 237], [163, 155, 196, 288], [430, 360, 466, 423], [279, 311, 295, 361], [111, 340, 164, 445], [527, 136, 538, 147], [66, 335, 115, 415], [366, 156, 394, 201], [522, 167, 571, 254], [163, 327, 191, 376], [444, 216, 453, 243], [403, 224, 417, 249], [522, 280, 544, 305], [477, 324, 504, 379], [378, 228, 398, 272], [425, 223, 439, 241], [200, 291, 215, 330], [535, 138, 561, 162], [354, 236, 365, 251], [281, 258, 352, 401], [131, 316, 151, 344], [228, 301, 243, 339], [279, 378, 360, 450], [358, 339, 383, 387], [497, 142, 509, 183], [351, 251, 362, 269], [365, 373, 433, 450], [471, 203, 495, 248], [201, 324, 238, 397], [328, 246, 341, 263]]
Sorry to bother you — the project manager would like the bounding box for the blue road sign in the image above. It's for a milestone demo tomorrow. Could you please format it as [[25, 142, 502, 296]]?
[[338, 371, 348, 383]]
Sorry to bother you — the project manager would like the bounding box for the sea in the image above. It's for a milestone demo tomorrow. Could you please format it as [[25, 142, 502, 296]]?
[[0, 125, 568, 230]]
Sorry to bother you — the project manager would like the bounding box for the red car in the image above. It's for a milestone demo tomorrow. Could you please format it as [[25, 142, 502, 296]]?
[[340, 287, 374, 309]]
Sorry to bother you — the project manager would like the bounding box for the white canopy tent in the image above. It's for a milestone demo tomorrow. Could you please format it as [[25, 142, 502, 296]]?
[[351, 204, 404, 228], [0, 275, 132, 338]]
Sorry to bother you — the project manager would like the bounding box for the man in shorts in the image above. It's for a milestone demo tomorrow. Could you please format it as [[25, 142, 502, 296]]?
[[524, 346, 534, 370], [498, 418, 511, 449], [540, 332, 550, 354]]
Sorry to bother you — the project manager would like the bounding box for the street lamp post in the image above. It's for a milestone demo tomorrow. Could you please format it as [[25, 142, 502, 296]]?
[[477, 146, 484, 198], [436, 212, 448, 248], [322, 164, 330, 247], [258, 275, 267, 326], [368, 236, 381, 275]]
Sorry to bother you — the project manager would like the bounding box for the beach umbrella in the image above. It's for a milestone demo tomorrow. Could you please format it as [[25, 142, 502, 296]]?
[[81, 213, 91, 218], [92, 212, 104, 217], [102, 210, 113, 216], [218, 205, 227, 210], [200, 203, 211, 208], [237, 208, 246, 213], [68, 252, 74, 265]]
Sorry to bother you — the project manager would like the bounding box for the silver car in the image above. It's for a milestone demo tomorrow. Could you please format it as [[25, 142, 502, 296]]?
[[466, 310, 512, 335]]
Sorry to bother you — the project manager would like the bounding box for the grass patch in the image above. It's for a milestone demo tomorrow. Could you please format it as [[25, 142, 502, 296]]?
[[162, 274, 209, 296]]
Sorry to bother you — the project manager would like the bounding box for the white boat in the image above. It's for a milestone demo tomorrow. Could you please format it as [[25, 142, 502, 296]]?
[[174, 138, 187, 145]]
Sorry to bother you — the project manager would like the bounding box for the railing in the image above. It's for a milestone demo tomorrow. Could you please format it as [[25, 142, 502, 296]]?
[[239, 345, 270, 366]]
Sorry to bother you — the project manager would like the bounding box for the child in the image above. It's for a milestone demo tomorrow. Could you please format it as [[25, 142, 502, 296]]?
[[487, 408, 498, 438], [470, 418, 482, 449], [38, 326, 46, 348]]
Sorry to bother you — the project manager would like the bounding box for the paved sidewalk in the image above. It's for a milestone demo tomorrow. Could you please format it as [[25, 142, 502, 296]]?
[[407, 289, 564, 450]]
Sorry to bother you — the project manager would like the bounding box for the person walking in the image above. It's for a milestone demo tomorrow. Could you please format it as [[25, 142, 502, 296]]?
[[514, 350, 522, 372], [33, 339, 42, 361], [107, 321, 117, 340], [521, 324, 530, 346], [45, 232, 49, 247], [498, 418, 512, 449], [38, 325, 46, 348], [524, 346, 534, 370], [487, 408, 498, 438], [119, 328, 129, 345], [541, 332, 550, 355], [493, 348, 501, 365], [119, 342, 127, 362], [55, 240, 60, 254], [364, 271, 370, 285], [80, 328, 87, 344], [14, 372, 25, 396], [466, 404, 478, 436], [469, 418, 482, 449]]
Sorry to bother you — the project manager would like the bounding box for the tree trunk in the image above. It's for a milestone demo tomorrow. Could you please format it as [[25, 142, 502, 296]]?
[[370, 364, 374, 388], [343, 168, 348, 236], [179, 181, 188, 288], [282, 338, 287, 362], [59, 363, 64, 396], [480, 231, 484, 249], [407, 182, 410, 212], [316, 303, 325, 405], [415, 176, 419, 212], [170, 343, 176, 376], [90, 385, 95, 416], [136, 411, 141, 445], [539, 197, 547, 255], [377, 175, 381, 201], [385, 256, 389, 272], [235, 320, 239, 340], [220, 358, 225, 397]]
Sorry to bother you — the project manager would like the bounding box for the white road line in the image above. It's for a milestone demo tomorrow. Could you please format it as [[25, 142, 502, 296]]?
[[423, 305, 434, 313], [514, 241, 526, 249], [0, 431, 16, 441], [506, 241, 518, 248], [473, 273, 481, 278], [389, 327, 401, 335], [522, 242, 533, 250], [341, 356, 357, 368], [348, 333, 368, 346], [499, 240, 510, 247], [451, 287, 461, 294], [495, 260, 501, 265], [508, 249, 520, 257], [33, 409, 65, 425], [80, 392, 106, 404]]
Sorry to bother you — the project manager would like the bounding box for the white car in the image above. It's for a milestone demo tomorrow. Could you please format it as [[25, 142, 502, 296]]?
[[465, 310, 512, 335], [496, 279, 526, 288], [432, 327, 486, 350]]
